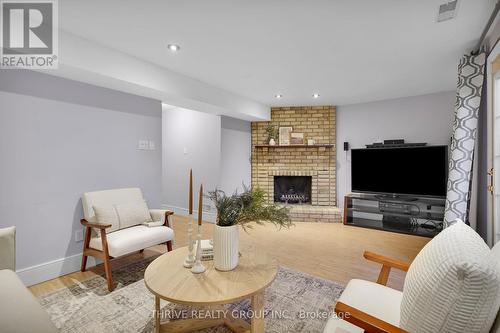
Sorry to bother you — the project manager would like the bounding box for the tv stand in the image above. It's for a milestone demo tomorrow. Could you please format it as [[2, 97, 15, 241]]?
[[343, 193, 445, 238]]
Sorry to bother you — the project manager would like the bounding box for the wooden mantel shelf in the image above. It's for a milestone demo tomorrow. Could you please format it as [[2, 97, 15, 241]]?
[[255, 144, 334, 148]]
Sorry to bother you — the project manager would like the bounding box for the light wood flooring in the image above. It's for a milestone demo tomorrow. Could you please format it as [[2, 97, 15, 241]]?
[[29, 216, 430, 297]]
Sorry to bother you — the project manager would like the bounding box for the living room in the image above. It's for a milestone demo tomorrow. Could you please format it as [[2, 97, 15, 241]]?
[[1, 1, 500, 333]]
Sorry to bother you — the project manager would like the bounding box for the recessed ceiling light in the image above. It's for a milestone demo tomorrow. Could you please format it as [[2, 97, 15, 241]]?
[[167, 44, 180, 52], [312, 93, 320, 99], [275, 94, 283, 99]]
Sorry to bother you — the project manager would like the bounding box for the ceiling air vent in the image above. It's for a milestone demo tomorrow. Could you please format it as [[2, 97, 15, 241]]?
[[437, 0, 459, 22]]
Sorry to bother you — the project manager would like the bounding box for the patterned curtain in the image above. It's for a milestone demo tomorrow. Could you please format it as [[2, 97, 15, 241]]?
[[444, 52, 486, 227]]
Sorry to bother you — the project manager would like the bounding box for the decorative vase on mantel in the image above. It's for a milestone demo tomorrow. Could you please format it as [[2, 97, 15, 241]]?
[[213, 224, 239, 271]]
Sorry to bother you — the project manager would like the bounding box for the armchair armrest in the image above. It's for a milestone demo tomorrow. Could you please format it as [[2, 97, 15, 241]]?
[[363, 251, 411, 285], [0, 226, 15, 271], [149, 209, 174, 228], [80, 219, 112, 229], [335, 301, 409, 333]]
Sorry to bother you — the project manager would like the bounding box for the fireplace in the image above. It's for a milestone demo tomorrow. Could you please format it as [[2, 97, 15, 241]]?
[[274, 176, 312, 204]]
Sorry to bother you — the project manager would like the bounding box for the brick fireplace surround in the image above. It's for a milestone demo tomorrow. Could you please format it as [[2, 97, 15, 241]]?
[[251, 106, 341, 223]]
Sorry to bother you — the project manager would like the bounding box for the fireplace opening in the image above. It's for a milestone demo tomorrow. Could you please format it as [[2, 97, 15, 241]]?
[[274, 176, 312, 204]]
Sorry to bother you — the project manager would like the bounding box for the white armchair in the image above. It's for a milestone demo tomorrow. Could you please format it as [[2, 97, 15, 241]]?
[[80, 188, 174, 291], [0, 227, 59, 333], [324, 220, 500, 333], [0, 226, 15, 271]]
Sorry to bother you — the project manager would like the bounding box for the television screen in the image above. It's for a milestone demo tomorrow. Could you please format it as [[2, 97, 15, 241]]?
[[351, 146, 448, 197]]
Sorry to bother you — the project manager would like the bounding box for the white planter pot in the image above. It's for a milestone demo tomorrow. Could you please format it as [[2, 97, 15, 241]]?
[[213, 225, 239, 271], [269, 138, 276, 146]]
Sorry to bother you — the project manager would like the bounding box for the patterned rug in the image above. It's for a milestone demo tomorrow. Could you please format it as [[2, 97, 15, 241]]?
[[38, 257, 344, 333]]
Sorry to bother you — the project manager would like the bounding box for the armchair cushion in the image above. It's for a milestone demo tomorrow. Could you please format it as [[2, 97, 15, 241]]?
[[115, 201, 152, 229], [0, 226, 15, 271], [339, 279, 402, 326], [0, 269, 58, 333], [89, 225, 174, 257], [400, 220, 500, 333], [93, 205, 120, 233], [82, 188, 144, 227], [324, 279, 402, 333]]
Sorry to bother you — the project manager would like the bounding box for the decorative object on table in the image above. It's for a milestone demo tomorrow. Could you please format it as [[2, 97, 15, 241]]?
[[191, 184, 206, 274], [184, 169, 196, 268], [265, 124, 278, 145], [209, 186, 292, 271], [290, 132, 305, 145], [199, 239, 214, 261], [278, 126, 292, 145], [307, 138, 316, 146]]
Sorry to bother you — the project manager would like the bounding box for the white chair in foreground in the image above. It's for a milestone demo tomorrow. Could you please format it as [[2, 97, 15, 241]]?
[[324, 220, 500, 333], [0, 227, 59, 333], [80, 188, 174, 291]]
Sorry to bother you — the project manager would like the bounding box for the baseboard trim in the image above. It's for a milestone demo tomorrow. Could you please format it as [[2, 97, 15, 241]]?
[[16, 253, 101, 287], [162, 204, 216, 223]]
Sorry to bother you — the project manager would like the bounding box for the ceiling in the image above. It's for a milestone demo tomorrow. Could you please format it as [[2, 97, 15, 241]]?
[[60, 0, 495, 107]]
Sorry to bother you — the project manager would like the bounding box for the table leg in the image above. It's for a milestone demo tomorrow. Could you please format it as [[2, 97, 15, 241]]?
[[155, 295, 161, 333], [251, 292, 265, 333]]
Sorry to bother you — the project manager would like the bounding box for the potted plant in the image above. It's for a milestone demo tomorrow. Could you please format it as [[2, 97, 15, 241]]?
[[265, 124, 279, 145], [208, 187, 292, 271]]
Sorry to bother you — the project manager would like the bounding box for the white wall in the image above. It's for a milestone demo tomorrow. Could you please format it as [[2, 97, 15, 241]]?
[[220, 116, 252, 194], [336, 91, 455, 207], [162, 106, 222, 220], [162, 110, 252, 220], [0, 71, 162, 284]]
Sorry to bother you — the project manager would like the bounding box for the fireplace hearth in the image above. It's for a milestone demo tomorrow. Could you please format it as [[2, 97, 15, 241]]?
[[274, 176, 312, 204]]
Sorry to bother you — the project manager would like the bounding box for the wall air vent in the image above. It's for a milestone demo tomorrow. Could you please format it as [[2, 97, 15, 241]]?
[[437, 0, 459, 22]]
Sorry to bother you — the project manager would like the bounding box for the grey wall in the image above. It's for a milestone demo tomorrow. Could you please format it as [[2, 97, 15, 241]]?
[[336, 91, 456, 207], [0, 71, 162, 271], [220, 116, 251, 194], [161, 110, 251, 220], [162, 106, 221, 218]]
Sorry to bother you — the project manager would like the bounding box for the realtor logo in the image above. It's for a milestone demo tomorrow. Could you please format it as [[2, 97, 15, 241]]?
[[1, 0, 58, 69]]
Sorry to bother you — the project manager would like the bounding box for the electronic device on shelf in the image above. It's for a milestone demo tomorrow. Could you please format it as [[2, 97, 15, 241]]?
[[379, 201, 419, 215]]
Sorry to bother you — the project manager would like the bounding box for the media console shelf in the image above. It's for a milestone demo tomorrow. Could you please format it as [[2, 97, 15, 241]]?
[[343, 193, 445, 238]]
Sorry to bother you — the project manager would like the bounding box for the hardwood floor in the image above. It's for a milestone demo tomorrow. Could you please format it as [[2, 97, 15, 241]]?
[[29, 215, 430, 297]]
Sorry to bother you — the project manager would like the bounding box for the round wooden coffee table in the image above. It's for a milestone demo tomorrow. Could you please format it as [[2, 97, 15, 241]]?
[[144, 246, 278, 333]]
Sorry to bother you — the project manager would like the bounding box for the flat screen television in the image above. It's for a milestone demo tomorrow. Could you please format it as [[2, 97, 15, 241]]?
[[351, 146, 448, 198]]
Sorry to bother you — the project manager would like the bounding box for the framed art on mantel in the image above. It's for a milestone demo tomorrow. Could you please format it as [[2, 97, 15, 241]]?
[[290, 132, 305, 145], [279, 127, 292, 145]]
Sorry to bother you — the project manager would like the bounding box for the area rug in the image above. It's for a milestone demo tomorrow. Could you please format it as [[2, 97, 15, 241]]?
[[39, 258, 344, 333]]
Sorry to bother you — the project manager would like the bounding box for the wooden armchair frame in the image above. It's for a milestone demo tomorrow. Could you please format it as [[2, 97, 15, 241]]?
[[334, 251, 411, 333], [80, 211, 174, 292]]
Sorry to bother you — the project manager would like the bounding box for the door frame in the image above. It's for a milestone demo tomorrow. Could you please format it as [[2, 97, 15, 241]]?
[[487, 42, 500, 246]]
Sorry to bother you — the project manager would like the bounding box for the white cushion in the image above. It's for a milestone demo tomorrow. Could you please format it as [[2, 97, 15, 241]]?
[[323, 279, 402, 333], [0, 227, 15, 271], [82, 188, 144, 222], [93, 205, 120, 233], [115, 201, 152, 229], [339, 279, 402, 325], [489, 242, 500, 333], [400, 220, 500, 333], [89, 225, 174, 258], [0, 269, 58, 333], [323, 317, 363, 333]]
